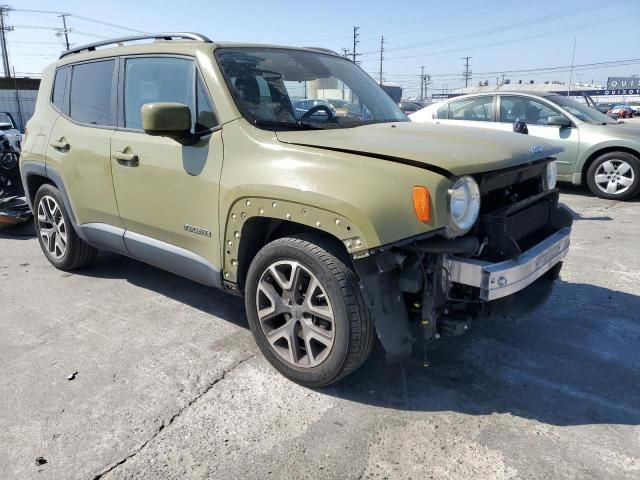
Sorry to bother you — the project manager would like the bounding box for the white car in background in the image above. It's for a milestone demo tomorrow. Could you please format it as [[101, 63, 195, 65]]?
[[410, 91, 640, 200]]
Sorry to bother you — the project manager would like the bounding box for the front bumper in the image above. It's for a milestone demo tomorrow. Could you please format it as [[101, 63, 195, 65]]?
[[446, 227, 571, 301]]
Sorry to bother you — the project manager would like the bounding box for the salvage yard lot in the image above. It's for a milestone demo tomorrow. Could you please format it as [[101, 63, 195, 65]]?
[[1, 189, 639, 480]]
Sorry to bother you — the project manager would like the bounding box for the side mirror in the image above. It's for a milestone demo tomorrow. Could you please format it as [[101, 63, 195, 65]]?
[[142, 102, 200, 145], [513, 119, 528, 134], [547, 115, 571, 127]]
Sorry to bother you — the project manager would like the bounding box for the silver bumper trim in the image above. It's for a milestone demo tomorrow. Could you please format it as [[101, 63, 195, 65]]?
[[446, 227, 571, 301]]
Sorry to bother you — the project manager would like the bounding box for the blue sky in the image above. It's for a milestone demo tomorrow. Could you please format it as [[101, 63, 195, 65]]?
[[5, 0, 640, 96]]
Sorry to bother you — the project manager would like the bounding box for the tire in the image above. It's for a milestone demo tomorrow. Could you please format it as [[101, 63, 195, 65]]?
[[34, 183, 98, 270], [244, 234, 375, 387], [586, 151, 640, 200]]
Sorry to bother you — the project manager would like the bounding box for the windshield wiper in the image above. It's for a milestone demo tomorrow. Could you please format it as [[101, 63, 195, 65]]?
[[253, 119, 326, 130]]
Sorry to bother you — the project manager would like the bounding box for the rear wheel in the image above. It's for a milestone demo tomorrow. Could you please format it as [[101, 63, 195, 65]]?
[[586, 152, 640, 200], [244, 235, 375, 387], [34, 184, 98, 270]]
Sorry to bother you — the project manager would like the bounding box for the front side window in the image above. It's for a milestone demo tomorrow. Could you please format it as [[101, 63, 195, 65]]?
[[69, 60, 115, 126], [499, 96, 561, 125], [546, 94, 616, 124], [124, 57, 196, 130], [448, 96, 494, 122], [215, 47, 407, 130]]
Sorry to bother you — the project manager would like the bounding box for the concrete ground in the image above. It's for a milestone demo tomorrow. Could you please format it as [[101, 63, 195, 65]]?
[[1, 188, 639, 480]]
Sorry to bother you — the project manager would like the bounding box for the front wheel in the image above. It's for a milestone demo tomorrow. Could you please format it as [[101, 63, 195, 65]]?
[[586, 152, 640, 200], [244, 235, 375, 387]]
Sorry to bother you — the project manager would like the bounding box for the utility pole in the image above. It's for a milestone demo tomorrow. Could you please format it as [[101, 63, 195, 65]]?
[[461, 56, 472, 88], [58, 13, 71, 50], [0, 5, 13, 78], [420, 66, 425, 100], [567, 37, 576, 97], [379, 35, 385, 86], [352, 26, 360, 64]]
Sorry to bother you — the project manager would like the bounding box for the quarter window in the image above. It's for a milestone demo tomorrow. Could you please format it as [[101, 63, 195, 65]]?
[[52, 66, 70, 112], [499, 96, 561, 125], [195, 75, 217, 132], [447, 96, 494, 121], [69, 60, 115, 126], [124, 57, 196, 130]]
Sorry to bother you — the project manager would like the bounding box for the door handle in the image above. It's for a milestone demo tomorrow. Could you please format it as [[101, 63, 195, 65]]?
[[50, 140, 70, 151], [113, 151, 139, 166]]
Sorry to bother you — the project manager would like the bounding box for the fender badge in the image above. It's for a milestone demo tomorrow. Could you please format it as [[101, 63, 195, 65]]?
[[184, 224, 212, 237], [529, 144, 544, 154]]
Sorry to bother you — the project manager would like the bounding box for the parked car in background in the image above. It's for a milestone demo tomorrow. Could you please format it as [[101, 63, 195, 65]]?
[[610, 105, 634, 118], [398, 101, 424, 114], [628, 103, 640, 115], [21, 33, 572, 387], [411, 91, 640, 200], [292, 99, 337, 119]]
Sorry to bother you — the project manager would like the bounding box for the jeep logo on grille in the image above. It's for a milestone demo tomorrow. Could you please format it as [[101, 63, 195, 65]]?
[[184, 224, 212, 237]]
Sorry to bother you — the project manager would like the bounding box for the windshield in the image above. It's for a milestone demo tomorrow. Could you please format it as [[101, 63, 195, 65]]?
[[215, 48, 408, 130], [546, 94, 616, 124]]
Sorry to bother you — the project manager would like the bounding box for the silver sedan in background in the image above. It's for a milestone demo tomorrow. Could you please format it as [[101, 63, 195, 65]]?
[[411, 91, 640, 200]]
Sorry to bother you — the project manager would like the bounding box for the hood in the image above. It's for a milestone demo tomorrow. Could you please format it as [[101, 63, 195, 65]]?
[[598, 121, 640, 138], [276, 122, 561, 177]]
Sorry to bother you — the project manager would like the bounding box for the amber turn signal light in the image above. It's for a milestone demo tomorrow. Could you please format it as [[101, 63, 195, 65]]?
[[412, 186, 431, 223]]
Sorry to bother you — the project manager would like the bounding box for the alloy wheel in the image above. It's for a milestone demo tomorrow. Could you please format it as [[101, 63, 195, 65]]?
[[594, 159, 635, 196], [37, 195, 67, 259], [256, 260, 335, 368]]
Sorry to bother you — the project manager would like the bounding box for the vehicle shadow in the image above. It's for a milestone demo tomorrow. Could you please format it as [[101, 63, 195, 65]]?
[[326, 280, 640, 427], [76, 252, 249, 330], [75, 254, 640, 427], [560, 183, 640, 203], [0, 221, 35, 239]]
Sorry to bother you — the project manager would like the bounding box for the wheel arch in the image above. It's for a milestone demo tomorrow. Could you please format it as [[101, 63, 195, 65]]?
[[223, 197, 372, 290], [580, 146, 640, 183]]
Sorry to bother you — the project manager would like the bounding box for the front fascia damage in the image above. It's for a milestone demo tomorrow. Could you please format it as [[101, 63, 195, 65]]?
[[353, 158, 574, 363]]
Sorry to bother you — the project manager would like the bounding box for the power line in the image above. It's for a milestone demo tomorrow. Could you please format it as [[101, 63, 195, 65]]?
[[359, 0, 629, 56]]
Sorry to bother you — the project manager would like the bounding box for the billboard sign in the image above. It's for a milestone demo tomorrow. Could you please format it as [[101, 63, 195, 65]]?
[[607, 77, 640, 89]]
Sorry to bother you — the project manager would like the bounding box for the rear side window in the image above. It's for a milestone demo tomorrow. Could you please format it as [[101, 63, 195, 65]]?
[[51, 67, 70, 112], [448, 96, 494, 121], [69, 60, 115, 126]]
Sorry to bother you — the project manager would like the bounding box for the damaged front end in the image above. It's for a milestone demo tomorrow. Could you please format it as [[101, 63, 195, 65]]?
[[0, 133, 32, 229], [355, 160, 573, 362]]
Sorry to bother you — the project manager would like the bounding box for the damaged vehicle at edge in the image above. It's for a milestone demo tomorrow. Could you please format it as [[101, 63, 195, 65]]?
[[0, 114, 31, 229], [20, 35, 572, 387]]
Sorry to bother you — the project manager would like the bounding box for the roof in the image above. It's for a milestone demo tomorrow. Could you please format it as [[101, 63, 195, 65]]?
[[57, 33, 340, 65]]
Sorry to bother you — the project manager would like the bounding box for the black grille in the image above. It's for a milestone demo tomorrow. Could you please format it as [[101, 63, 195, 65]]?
[[506, 200, 550, 240], [475, 191, 557, 260]]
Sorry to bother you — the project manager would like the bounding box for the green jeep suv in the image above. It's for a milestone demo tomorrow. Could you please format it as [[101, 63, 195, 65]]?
[[20, 33, 572, 387]]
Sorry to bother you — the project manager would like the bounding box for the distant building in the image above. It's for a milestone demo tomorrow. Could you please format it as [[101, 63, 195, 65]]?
[[0, 77, 40, 131]]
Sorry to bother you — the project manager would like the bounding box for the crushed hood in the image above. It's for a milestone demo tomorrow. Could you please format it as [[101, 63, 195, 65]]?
[[276, 121, 562, 177]]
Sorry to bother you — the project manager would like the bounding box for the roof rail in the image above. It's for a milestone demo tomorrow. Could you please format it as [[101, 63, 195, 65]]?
[[59, 32, 213, 59], [303, 47, 340, 56]]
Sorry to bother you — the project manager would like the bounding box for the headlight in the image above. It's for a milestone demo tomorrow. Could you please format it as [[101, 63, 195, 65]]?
[[448, 176, 481, 234], [544, 161, 558, 190]]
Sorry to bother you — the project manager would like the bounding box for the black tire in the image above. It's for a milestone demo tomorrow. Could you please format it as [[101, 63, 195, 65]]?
[[245, 234, 375, 387], [586, 151, 640, 200], [34, 183, 98, 271]]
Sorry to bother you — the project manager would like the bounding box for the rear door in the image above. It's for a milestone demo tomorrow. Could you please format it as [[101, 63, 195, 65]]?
[[496, 95, 580, 179], [110, 55, 224, 270], [45, 59, 122, 228]]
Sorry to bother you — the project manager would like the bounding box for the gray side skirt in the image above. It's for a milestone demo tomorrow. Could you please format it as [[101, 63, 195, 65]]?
[[78, 223, 223, 289]]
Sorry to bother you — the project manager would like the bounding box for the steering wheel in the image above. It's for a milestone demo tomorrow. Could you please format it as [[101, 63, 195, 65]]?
[[301, 105, 335, 122]]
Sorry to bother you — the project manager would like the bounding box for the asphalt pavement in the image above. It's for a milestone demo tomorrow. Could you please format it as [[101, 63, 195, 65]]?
[[1, 187, 639, 480]]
